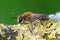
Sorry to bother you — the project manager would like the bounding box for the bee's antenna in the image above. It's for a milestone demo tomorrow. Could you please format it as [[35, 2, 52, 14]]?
[[11, 16, 17, 19], [10, 12, 18, 19]]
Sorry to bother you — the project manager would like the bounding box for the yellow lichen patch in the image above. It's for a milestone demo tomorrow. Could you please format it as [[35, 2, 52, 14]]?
[[0, 23, 4, 27], [0, 28, 2, 32], [48, 34, 53, 38], [11, 28, 18, 32], [38, 28, 43, 34], [43, 38, 46, 40], [24, 25, 29, 30], [36, 34, 41, 40], [15, 36, 18, 40], [56, 29, 60, 35], [57, 22, 60, 27], [20, 29, 24, 34], [52, 34, 56, 38], [20, 35, 23, 40], [50, 23, 57, 30], [7, 37, 11, 40], [48, 34, 56, 39]]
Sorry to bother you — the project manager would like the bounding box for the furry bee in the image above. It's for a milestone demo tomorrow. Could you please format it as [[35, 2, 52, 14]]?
[[17, 12, 49, 23]]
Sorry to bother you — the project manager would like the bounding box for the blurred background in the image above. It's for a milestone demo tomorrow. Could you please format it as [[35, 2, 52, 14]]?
[[0, 0, 60, 25]]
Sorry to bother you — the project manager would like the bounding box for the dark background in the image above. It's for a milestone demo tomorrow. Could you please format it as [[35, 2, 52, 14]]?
[[0, 0, 60, 25]]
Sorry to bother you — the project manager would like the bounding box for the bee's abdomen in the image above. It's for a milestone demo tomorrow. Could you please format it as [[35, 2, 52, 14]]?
[[38, 15, 49, 20]]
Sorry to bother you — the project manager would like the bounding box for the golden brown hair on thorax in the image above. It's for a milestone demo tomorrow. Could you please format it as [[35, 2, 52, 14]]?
[[22, 12, 33, 20]]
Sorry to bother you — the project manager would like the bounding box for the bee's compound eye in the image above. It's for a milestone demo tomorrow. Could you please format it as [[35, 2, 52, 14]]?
[[19, 16, 23, 23]]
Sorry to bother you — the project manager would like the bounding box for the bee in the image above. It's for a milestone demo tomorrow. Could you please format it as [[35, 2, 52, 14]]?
[[17, 12, 49, 24]]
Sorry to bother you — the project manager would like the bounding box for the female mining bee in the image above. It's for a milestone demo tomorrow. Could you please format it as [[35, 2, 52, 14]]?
[[17, 12, 49, 24]]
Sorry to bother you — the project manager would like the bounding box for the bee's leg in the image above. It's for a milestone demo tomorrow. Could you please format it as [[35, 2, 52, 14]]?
[[30, 20, 33, 24], [28, 18, 32, 24]]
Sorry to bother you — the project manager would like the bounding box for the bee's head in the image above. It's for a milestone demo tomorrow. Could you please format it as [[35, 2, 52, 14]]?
[[17, 16, 24, 23]]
